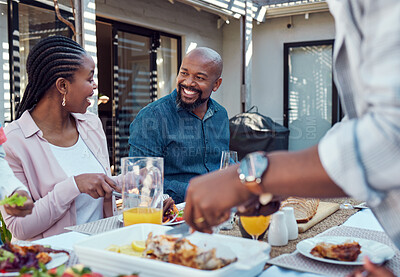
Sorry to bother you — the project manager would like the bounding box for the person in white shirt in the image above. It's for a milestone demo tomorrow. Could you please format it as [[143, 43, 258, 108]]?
[[184, 0, 399, 276], [0, 124, 33, 217]]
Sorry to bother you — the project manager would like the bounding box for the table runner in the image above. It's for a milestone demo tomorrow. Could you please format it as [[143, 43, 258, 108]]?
[[267, 225, 400, 276], [64, 215, 122, 235]]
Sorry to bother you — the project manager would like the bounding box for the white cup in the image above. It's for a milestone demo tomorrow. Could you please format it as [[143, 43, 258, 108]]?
[[268, 211, 288, 246], [282, 207, 298, 240]]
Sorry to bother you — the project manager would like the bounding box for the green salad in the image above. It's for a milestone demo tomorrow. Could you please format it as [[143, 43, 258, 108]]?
[[0, 192, 27, 206]]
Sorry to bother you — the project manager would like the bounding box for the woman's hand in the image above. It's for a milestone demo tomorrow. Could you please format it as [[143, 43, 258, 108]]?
[[348, 257, 395, 277], [74, 173, 120, 199], [163, 197, 175, 215], [4, 190, 34, 217], [184, 164, 254, 234]]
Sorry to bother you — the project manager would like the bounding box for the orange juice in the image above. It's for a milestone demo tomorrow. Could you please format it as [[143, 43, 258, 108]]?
[[240, 215, 271, 237], [123, 207, 162, 226]]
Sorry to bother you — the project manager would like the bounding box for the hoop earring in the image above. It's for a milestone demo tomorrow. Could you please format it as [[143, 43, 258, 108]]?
[[62, 94, 66, 107]]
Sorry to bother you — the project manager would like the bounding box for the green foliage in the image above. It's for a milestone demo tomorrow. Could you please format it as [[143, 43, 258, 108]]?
[[0, 212, 12, 243], [0, 193, 27, 206]]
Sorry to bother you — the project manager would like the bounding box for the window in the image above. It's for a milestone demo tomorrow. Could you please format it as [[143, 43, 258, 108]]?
[[284, 40, 340, 151], [7, 0, 73, 121]]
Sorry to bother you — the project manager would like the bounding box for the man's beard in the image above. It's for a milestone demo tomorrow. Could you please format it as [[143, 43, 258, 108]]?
[[176, 84, 209, 111]]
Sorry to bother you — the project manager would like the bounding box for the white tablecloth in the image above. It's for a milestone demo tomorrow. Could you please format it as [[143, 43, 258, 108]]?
[[35, 209, 382, 276]]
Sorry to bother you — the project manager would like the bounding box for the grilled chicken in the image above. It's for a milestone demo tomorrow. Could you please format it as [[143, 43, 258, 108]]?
[[144, 233, 237, 270]]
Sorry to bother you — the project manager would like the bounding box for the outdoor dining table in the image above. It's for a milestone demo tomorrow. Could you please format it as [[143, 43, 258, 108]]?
[[33, 201, 400, 277]]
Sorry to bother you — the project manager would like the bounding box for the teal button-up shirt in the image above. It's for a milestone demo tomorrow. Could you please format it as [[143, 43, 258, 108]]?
[[129, 89, 229, 203]]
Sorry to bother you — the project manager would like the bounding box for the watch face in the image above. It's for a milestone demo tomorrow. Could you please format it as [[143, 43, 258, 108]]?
[[240, 152, 269, 182]]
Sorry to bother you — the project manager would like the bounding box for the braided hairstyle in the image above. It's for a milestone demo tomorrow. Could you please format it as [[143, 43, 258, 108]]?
[[16, 35, 87, 119]]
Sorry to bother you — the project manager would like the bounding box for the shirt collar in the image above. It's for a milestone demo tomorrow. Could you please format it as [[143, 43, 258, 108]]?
[[18, 111, 40, 138], [18, 110, 87, 138]]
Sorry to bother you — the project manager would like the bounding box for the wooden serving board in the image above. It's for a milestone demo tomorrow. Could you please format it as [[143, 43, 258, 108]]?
[[297, 202, 340, 233]]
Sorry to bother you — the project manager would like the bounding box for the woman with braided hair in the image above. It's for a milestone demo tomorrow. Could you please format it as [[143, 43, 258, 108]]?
[[1, 36, 122, 240]]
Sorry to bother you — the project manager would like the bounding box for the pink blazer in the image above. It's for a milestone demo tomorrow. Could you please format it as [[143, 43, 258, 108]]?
[[2, 111, 121, 240]]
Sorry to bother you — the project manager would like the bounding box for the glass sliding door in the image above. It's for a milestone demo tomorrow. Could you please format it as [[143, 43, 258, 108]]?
[[7, 0, 72, 122], [284, 40, 340, 151], [114, 31, 151, 166], [96, 18, 181, 173], [157, 36, 178, 98], [1, 1, 9, 124], [18, 3, 72, 97]]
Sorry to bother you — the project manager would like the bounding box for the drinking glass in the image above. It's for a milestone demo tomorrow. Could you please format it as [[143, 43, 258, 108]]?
[[121, 157, 163, 226], [340, 199, 354, 209], [219, 151, 238, 230], [239, 215, 271, 240], [220, 150, 238, 169]]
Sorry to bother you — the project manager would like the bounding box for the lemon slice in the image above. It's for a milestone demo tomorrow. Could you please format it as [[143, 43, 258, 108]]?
[[105, 244, 121, 253], [131, 240, 146, 252]]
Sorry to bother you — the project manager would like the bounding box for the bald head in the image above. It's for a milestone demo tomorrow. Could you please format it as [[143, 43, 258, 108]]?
[[176, 47, 223, 115], [185, 47, 223, 78]]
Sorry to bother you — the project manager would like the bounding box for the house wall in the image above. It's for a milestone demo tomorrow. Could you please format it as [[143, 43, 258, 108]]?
[[221, 19, 242, 117], [219, 11, 335, 121], [1, 0, 335, 125], [95, 0, 225, 98], [251, 12, 335, 124]]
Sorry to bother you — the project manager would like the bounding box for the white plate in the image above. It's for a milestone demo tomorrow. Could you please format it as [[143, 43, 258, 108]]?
[[0, 251, 69, 276], [297, 236, 395, 265], [74, 223, 270, 277], [168, 202, 185, 225]]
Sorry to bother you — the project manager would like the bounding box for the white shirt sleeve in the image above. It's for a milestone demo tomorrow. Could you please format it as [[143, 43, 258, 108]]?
[[320, 0, 400, 207], [0, 145, 29, 199]]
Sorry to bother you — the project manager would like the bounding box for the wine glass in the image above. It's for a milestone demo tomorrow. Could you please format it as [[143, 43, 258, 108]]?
[[239, 215, 271, 240], [340, 199, 354, 209], [220, 150, 238, 169], [218, 151, 238, 230]]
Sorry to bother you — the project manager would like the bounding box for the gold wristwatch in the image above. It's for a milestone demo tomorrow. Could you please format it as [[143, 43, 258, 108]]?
[[238, 152, 273, 205]]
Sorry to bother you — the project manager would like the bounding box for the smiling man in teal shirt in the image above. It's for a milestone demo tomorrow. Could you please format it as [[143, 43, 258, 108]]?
[[129, 47, 229, 203]]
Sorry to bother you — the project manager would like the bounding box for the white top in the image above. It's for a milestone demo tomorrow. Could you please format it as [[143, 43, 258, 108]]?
[[49, 135, 104, 225], [0, 145, 28, 199]]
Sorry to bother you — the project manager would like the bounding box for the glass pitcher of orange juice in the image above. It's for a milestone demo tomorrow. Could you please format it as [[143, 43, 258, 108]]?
[[121, 157, 163, 226]]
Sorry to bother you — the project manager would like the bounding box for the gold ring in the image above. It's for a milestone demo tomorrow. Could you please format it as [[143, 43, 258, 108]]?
[[194, 217, 205, 224]]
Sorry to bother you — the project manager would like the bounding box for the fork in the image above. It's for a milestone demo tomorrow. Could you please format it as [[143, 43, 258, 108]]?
[[165, 223, 191, 237]]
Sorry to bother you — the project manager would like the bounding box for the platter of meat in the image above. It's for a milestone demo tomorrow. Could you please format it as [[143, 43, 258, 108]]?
[[74, 223, 270, 277], [296, 236, 395, 265]]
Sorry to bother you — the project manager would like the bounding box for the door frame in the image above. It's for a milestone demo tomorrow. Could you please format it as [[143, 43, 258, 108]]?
[[96, 16, 182, 171]]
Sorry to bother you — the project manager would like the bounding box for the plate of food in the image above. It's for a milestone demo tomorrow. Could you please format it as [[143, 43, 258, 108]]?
[[296, 236, 395, 265], [74, 223, 270, 277], [165, 202, 185, 225], [0, 242, 69, 275]]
